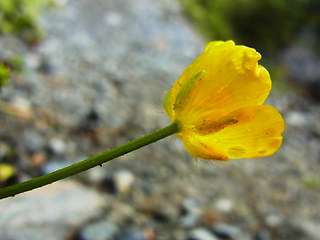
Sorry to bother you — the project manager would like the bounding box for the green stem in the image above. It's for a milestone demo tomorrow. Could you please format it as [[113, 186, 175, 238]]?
[[0, 122, 180, 200]]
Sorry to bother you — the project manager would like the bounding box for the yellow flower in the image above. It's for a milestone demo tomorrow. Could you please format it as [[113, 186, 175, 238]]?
[[164, 41, 285, 161]]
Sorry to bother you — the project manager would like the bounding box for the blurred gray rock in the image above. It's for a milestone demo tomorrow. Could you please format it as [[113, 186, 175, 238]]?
[[282, 43, 320, 101], [254, 230, 272, 240], [29, 0, 202, 130], [116, 228, 145, 240], [298, 220, 320, 240], [0, 35, 27, 59], [80, 220, 118, 240], [0, 180, 109, 240]]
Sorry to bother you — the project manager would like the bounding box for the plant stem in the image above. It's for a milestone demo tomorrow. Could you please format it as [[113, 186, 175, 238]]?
[[0, 122, 180, 200]]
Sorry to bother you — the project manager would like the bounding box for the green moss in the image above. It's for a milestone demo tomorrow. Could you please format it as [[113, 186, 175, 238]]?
[[0, 64, 10, 88], [0, 0, 53, 44], [303, 174, 320, 191], [8, 56, 24, 73], [0, 56, 25, 89], [180, 0, 320, 56]]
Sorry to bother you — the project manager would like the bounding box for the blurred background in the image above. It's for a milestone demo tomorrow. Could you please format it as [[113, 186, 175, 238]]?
[[0, 0, 320, 239]]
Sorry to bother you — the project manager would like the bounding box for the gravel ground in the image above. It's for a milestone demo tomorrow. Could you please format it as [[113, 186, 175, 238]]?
[[0, 0, 320, 240]]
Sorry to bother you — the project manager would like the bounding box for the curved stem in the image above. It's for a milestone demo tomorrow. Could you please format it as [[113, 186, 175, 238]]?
[[0, 122, 180, 200]]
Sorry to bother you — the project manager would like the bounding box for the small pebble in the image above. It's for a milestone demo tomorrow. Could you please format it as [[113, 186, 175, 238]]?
[[80, 220, 118, 240], [113, 169, 135, 193], [188, 228, 219, 240], [265, 214, 283, 227], [144, 228, 156, 240], [253, 230, 272, 240], [211, 223, 250, 240], [214, 198, 234, 213], [286, 111, 307, 126], [41, 160, 69, 174], [48, 138, 66, 155], [38, 57, 55, 74], [181, 197, 203, 216], [30, 152, 47, 167], [104, 11, 123, 26], [117, 228, 145, 240], [181, 214, 199, 228]]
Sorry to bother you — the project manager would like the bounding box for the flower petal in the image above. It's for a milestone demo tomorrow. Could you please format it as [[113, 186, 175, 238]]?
[[170, 41, 271, 126], [181, 134, 229, 161], [180, 105, 284, 160]]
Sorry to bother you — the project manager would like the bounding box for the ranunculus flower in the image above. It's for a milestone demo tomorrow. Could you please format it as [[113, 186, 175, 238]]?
[[164, 40, 285, 161]]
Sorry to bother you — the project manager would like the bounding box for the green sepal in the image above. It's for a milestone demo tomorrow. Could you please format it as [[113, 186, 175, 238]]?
[[174, 70, 206, 111]]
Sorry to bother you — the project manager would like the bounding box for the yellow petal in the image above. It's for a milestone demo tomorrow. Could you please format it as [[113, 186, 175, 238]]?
[[169, 41, 271, 127], [180, 105, 284, 160], [181, 133, 229, 161]]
